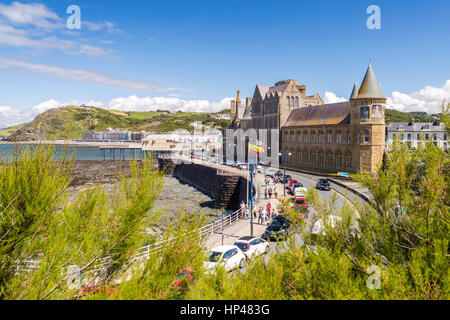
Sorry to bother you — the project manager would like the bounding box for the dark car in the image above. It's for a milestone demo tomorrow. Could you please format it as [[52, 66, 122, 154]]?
[[262, 217, 291, 241], [316, 178, 331, 191]]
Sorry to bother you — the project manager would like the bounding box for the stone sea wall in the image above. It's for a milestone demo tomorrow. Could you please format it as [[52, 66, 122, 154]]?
[[162, 160, 252, 212]]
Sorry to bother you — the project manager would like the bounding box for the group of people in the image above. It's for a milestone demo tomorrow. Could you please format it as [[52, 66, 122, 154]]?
[[240, 201, 277, 225], [264, 187, 277, 199]]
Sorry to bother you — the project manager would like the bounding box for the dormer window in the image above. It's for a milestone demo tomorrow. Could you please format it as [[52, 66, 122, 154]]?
[[398, 125, 405, 131], [422, 125, 430, 130]]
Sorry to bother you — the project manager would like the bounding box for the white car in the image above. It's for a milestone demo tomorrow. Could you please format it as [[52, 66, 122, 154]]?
[[204, 245, 247, 272], [233, 237, 269, 260]]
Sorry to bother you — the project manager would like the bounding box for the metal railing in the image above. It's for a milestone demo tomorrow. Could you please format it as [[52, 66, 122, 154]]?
[[11, 158, 259, 285]]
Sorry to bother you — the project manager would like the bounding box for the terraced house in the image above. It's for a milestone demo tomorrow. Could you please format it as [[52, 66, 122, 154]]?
[[230, 64, 387, 174]]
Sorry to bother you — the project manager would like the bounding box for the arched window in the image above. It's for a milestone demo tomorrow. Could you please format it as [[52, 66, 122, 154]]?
[[295, 96, 299, 108], [337, 131, 342, 143], [286, 97, 290, 108], [319, 131, 324, 143], [364, 130, 370, 143], [327, 131, 333, 143], [311, 131, 316, 143], [291, 97, 295, 109], [304, 132, 309, 142], [327, 151, 333, 167], [347, 131, 351, 144], [336, 151, 342, 168], [345, 152, 352, 169], [297, 132, 302, 142]]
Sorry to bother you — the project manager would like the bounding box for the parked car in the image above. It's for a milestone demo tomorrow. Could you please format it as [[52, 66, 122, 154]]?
[[294, 186, 308, 198], [262, 217, 292, 241], [294, 197, 308, 210], [204, 245, 247, 272], [289, 182, 303, 195], [233, 236, 269, 259], [316, 178, 331, 191], [238, 163, 249, 170]]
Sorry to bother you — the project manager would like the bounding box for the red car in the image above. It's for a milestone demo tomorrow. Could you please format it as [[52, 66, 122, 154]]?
[[287, 179, 298, 188], [294, 197, 308, 209]]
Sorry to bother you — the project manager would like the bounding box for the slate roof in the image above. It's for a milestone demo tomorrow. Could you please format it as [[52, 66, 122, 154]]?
[[283, 102, 351, 127], [357, 64, 384, 99], [387, 122, 445, 132]]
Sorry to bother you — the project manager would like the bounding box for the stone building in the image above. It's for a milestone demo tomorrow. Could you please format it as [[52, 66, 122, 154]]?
[[386, 121, 448, 151], [230, 64, 387, 174]]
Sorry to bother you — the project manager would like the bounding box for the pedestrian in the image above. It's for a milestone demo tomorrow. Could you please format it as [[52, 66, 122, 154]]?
[[258, 208, 263, 224], [240, 201, 246, 218], [274, 186, 278, 199], [245, 207, 250, 220], [264, 188, 268, 199], [268, 187, 273, 199], [272, 209, 276, 218], [261, 207, 267, 225], [267, 203, 271, 214]]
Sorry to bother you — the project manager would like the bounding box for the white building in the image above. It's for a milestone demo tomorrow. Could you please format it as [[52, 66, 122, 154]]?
[[386, 121, 448, 151]]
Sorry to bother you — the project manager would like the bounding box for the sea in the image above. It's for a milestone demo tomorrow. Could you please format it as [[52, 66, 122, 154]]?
[[0, 143, 144, 161]]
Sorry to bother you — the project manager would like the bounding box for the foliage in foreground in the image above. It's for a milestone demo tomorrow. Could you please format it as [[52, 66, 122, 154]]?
[[0, 139, 448, 300]]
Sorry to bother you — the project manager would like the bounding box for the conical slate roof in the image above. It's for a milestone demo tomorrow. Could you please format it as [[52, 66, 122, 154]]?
[[350, 82, 359, 99], [357, 64, 384, 99]]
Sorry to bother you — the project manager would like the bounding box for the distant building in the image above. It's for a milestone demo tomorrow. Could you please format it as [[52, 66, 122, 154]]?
[[386, 120, 448, 151], [82, 129, 146, 142]]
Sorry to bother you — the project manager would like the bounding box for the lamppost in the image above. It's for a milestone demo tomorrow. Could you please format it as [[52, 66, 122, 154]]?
[[279, 150, 292, 196], [249, 162, 255, 237]]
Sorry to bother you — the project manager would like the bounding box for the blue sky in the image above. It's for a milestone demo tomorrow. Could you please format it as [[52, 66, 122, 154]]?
[[0, 0, 449, 127]]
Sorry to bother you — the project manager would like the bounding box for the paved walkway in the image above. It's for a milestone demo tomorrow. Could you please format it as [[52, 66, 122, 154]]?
[[203, 162, 286, 248]]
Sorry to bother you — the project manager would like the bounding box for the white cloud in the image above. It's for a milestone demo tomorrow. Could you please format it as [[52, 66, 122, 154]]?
[[323, 91, 347, 104], [0, 1, 62, 30], [105, 95, 232, 113], [0, 59, 175, 92], [0, 96, 232, 129], [386, 80, 450, 114], [0, 2, 122, 57]]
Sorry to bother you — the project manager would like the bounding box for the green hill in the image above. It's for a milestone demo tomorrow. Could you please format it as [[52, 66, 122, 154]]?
[[0, 123, 26, 138], [6, 106, 230, 141], [385, 109, 438, 123]]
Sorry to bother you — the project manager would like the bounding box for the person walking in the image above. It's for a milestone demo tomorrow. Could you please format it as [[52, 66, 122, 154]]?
[[268, 187, 273, 199], [245, 207, 250, 220], [240, 201, 246, 219], [274, 186, 278, 199], [264, 188, 268, 199], [258, 208, 263, 224], [272, 209, 277, 218], [267, 203, 271, 215], [261, 207, 267, 225]]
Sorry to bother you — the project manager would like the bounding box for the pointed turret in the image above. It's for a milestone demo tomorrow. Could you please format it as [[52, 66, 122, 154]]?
[[357, 63, 384, 99], [350, 82, 359, 100]]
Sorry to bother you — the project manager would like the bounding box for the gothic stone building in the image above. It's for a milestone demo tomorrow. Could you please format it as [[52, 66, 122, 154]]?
[[230, 64, 386, 174]]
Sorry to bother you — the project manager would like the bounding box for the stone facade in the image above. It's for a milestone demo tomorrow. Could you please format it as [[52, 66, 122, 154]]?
[[230, 64, 387, 174]]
